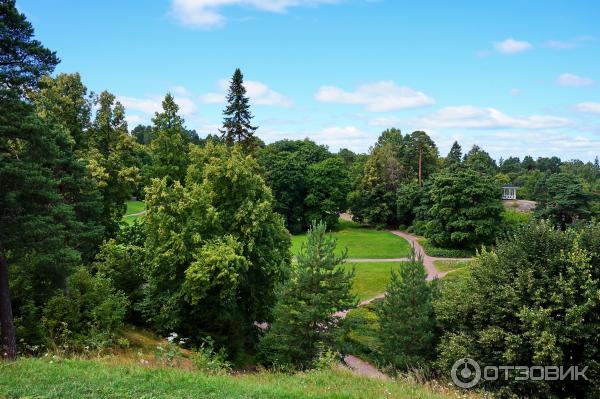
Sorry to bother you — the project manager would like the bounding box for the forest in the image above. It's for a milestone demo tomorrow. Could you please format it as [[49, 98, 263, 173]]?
[[1, 1, 600, 398]]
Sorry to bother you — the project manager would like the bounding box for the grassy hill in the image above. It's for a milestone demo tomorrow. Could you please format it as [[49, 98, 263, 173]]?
[[0, 358, 467, 399]]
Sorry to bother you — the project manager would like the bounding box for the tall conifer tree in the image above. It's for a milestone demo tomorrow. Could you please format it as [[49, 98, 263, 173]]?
[[220, 69, 258, 150]]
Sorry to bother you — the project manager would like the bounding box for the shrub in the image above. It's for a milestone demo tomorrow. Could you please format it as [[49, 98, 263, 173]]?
[[191, 337, 232, 374], [419, 239, 475, 258], [42, 267, 128, 350]]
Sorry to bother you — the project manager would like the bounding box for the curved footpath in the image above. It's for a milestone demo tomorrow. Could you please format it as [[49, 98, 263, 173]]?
[[338, 214, 473, 379]]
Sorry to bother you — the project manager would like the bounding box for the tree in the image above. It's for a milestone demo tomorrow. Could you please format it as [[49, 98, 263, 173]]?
[[220, 69, 258, 150], [28, 73, 104, 263], [535, 172, 590, 229], [463, 145, 496, 174], [349, 143, 402, 227], [146, 94, 189, 185], [434, 222, 600, 397], [396, 181, 422, 226], [422, 168, 503, 248], [305, 157, 351, 229], [445, 141, 462, 167], [0, 0, 64, 359], [0, 0, 59, 98], [378, 253, 436, 370], [29, 73, 92, 154], [131, 124, 153, 145], [87, 91, 139, 237], [522, 155, 536, 171], [403, 131, 438, 186], [258, 139, 332, 233], [142, 143, 290, 355], [258, 221, 356, 369]]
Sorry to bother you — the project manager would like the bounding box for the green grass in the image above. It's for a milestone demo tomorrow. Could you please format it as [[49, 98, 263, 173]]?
[[433, 259, 474, 273], [122, 200, 145, 225], [0, 358, 458, 399], [291, 219, 410, 259], [125, 200, 145, 216], [344, 262, 403, 301]]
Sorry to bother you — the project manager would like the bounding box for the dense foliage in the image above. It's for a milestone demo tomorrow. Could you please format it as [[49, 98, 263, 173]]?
[[142, 143, 291, 357], [434, 222, 600, 397]]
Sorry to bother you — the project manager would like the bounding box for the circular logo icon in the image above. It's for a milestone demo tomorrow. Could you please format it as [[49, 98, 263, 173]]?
[[451, 358, 481, 389]]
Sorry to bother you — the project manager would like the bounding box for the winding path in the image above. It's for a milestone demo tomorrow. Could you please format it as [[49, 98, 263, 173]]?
[[337, 213, 473, 379]]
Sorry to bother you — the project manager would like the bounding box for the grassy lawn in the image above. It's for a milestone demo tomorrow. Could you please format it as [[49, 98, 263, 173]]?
[[291, 219, 410, 259], [122, 200, 145, 224], [125, 200, 145, 215], [345, 262, 403, 301], [433, 259, 474, 273], [0, 358, 459, 399]]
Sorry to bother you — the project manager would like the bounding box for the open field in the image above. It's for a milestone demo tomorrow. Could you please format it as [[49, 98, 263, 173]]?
[[0, 358, 461, 399], [291, 220, 410, 258], [345, 262, 402, 301]]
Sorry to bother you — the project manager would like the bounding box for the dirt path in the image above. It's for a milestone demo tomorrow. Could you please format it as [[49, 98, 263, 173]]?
[[334, 213, 474, 379], [124, 210, 146, 217], [342, 355, 389, 380]]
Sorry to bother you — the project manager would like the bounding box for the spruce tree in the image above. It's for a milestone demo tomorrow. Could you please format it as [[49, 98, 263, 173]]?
[[377, 252, 436, 370], [259, 221, 357, 369], [446, 141, 462, 166], [220, 68, 258, 150]]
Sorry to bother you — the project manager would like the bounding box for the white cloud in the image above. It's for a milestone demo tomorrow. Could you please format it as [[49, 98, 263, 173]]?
[[545, 36, 593, 50], [556, 73, 595, 87], [575, 102, 600, 114], [419, 106, 569, 130], [509, 88, 521, 96], [368, 116, 404, 126], [493, 38, 532, 54], [118, 86, 199, 127], [170, 0, 338, 28], [315, 81, 435, 112], [200, 79, 292, 107]]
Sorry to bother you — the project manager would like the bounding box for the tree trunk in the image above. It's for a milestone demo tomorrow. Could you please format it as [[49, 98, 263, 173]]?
[[0, 254, 16, 360], [418, 146, 423, 187]]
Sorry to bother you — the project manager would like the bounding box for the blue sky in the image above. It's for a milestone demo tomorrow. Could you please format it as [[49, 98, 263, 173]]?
[[18, 0, 600, 160]]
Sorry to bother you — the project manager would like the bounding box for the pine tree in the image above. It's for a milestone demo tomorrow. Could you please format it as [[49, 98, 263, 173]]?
[[446, 141, 462, 166], [378, 252, 436, 370], [220, 69, 258, 150], [146, 93, 189, 185], [259, 221, 357, 369], [0, 0, 63, 359]]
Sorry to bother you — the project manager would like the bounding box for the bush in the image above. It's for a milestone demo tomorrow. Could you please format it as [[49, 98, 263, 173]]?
[[42, 267, 129, 350], [191, 337, 232, 374], [434, 221, 600, 397], [419, 239, 475, 258]]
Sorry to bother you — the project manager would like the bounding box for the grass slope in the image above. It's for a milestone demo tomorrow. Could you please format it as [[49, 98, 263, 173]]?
[[0, 358, 456, 399], [345, 262, 403, 301], [291, 220, 410, 259]]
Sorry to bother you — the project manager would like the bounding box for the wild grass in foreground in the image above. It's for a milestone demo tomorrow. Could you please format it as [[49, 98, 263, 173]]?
[[0, 358, 465, 399], [291, 219, 410, 258]]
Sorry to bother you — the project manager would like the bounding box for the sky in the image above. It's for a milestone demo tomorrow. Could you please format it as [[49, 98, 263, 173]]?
[[17, 0, 600, 161]]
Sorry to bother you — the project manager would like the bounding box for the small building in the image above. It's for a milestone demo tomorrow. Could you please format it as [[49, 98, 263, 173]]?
[[502, 184, 517, 200]]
